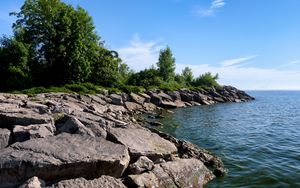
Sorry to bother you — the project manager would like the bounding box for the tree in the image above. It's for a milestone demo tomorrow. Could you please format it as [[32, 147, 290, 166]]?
[[157, 46, 176, 81], [12, 0, 100, 85], [192, 72, 220, 88], [0, 36, 31, 91], [127, 66, 162, 88], [181, 66, 193, 85]]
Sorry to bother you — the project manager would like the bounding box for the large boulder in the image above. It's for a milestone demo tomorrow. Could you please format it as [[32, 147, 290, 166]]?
[[0, 133, 130, 188], [110, 94, 123, 105], [0, 128, 11, 149], [107, 127, 177, 161], [129, 93, 145, 104], [13, 123, 55, 142], [128, 158, 215, 188], [150, 93, 163, 106], [47, 176, 127, 188]]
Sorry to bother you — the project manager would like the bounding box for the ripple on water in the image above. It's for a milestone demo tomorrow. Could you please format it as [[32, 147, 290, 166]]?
[[157, 91, 300, 188]]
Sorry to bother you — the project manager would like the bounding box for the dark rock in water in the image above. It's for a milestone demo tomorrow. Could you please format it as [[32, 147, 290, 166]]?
[[128, 158, 215, 188], [13, 123, 55, 143], [47, 176, 127, 188], [0, 128, 12, 149], [0, 133, 130, 188], [129, 156, 154, 174], [107, 127, 177, 161], [109, 94, 123, 105]]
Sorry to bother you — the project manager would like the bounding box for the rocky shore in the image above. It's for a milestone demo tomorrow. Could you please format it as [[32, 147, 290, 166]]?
[[0, 86, 254, 188]]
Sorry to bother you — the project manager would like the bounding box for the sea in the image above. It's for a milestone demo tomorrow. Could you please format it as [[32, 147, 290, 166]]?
[[155, 91, 300, 188]]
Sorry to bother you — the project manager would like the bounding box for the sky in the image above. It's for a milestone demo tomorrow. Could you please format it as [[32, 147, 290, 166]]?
[[1, 0, 300, 90]]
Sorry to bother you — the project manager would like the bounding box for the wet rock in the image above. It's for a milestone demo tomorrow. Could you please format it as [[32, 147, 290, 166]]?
[[0, 133, 130, 188], [130, 93, 145, 104], [110, 94, 123, 105], [13, 123, 55, 142], [48, 176, 127, 188], [129, 156, 154, 174], [18, 176, 46, 188], [0, 128, 11, 149], [107, 127, 177, 161], [128, 158, 214, 188]]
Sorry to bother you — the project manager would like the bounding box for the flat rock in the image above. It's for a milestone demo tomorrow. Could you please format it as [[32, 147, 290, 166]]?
[[13, 123, 55, 142], [0, 128, 11, 149], [0, 133, 130, 188], [0, 109, 53, 129], [129, 158, 215, 188], [125, 102, 143, 112], [47, 176, 127, 188], [107, 127, 177, 160]]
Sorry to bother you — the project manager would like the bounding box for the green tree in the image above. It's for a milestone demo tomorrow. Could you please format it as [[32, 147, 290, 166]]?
[[181, 66, 193, 85], [12, 0, 100, 85], [157, 46, 176, 81], [0, 36, 31, 91], [192, 72, 220, 88], [127, 66, 162, 88]]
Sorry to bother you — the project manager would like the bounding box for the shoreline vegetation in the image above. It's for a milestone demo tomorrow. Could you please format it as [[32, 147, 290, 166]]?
[[0, 0, 255, 187]]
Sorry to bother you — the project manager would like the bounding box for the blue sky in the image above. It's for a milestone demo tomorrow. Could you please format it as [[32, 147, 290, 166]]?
[[1, 0, 300, 90]]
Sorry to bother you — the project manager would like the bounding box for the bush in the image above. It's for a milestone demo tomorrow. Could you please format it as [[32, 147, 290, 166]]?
[[120, 85, 145, 93]]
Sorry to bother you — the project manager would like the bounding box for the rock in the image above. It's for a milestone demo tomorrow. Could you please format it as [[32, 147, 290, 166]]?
[[190, 101, 201, 106], [0, 109, 54, 129], [107, 104, 127, 113], [150, 93, 162, 106], [110, 94, 123, 105], [48, 176, 127, 188], [0, 133, 130, 187], [180, 92, 194, 102], [87, 95, 107, 105], [128, 158, 215, 188], [23, 101, 49, 114], [130, 93, 145, 104], [57, 117, 95, 137], [124, 102, 143, 112], [167, 91, 181, 101], [148, 121, 163, 126], [0, 128, 11, 149], [138, 93, 151, 103], [157, 92, 173, 101], [13, 123, 55, 142], [173, 100, 186, 108], [154, 158, 166, 164], [129, 156, 154, 174], [107, 127, 177, 161], [160, 100, 178, 109], [18, 176, 46, 188], [87, 104, 108, 114], [214, 97, 225, 103], [142, 103, 157, 112]]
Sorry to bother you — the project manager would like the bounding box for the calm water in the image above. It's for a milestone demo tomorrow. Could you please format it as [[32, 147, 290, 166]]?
[[156, 91, 300, 188]]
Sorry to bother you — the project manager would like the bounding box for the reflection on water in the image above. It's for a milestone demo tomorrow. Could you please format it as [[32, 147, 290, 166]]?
[[156, 91, 300, 188]]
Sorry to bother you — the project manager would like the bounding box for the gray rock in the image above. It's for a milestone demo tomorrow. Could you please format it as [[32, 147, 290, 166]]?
[[150, 93, 162, 106], [0, 128, 11, 149], [18, 176, 46, 188], [23, 101, 49, 114], [48, 176, 127, 188], [128, 158, 215, 188], [142, 103, 157, 112], [0, 133, 130, 188], [0, 108, 53, 129], [129, 156, 154, 174], [167, 91, 181, 101], [125, 102, 143, 112], [107, 127, 177, 161], [180, 92, 194, 102], [110, 94, 123, 105], [57, 117, 95, 137], [130, 93, 145, 104], [157, 92, 173, 101], [138, 93, 151, 103], [160, 100, 178, 109], [13, 123, 55, 142]]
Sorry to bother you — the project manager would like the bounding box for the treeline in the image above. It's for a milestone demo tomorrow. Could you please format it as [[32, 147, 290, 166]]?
[[0, 0, 220, 93]]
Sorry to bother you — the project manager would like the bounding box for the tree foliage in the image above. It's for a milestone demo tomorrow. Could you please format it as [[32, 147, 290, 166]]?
[[157, 46, 176, 81], [192, 72, 219, 88], [181, 66, 193, 85]]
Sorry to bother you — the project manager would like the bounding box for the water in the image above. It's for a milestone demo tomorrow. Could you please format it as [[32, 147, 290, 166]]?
[[156, 91, 300, 188]]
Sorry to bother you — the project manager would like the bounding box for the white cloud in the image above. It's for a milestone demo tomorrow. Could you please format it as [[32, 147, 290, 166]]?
[[118, 36, 300, 90], [117, 34, 164, 71], [220, 55, 258, 67], [195, 0, 226, 17]]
